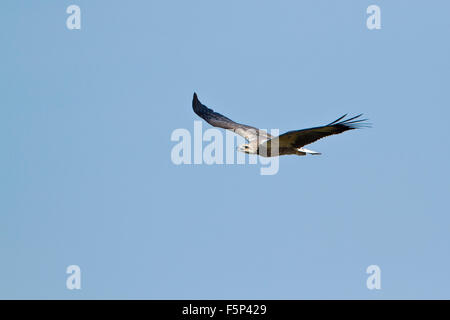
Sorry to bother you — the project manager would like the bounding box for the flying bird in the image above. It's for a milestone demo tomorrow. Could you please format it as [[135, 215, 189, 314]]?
[[192, 93, 370, 157]]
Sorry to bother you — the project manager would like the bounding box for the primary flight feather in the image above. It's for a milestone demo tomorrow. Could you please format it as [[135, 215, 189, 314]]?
[[192, 93, 370, 157]]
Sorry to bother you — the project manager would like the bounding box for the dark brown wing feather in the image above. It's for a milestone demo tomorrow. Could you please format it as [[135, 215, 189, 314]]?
[[261, 114, 370, 150]]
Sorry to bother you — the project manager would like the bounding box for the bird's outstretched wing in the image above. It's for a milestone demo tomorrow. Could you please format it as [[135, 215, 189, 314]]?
[[261, 114, 370, 150], [192, 93, 272, 141]]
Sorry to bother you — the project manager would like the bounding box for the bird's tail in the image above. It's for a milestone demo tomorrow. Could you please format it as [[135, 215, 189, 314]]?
[[298, 148, 321, 155]]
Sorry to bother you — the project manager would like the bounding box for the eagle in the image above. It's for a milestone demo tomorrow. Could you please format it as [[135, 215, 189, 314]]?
[[192, 93, 369, 157]]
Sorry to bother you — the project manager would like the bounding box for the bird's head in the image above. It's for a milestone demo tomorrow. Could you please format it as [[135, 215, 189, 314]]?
[[238, 144, 256, 154]]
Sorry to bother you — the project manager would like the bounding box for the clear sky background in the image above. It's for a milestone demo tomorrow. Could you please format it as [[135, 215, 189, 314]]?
[[1, 0, 449, 299]]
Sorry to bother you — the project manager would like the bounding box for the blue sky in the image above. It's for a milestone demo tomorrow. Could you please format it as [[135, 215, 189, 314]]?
[[1, 0, 449, 299]]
